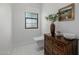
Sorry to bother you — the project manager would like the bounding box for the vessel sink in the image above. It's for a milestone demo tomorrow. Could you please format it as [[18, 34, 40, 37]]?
[[63, 33, 76, 39]]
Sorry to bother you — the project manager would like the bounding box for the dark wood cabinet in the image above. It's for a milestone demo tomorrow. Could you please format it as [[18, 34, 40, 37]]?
[[44, 33, 78, 55]]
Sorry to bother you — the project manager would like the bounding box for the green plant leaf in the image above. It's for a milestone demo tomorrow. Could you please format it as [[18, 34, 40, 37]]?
[[45, 13, 58, 22]]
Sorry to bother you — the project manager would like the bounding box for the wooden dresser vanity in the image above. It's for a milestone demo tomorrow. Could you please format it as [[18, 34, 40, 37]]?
[[44, 33, 78, 55]]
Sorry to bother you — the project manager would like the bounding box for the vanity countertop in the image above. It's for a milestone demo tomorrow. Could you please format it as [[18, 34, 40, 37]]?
[[56, 32, 79, 40]]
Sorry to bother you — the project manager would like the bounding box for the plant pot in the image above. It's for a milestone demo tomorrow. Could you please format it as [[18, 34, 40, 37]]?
[[50, 22, 55, 37]]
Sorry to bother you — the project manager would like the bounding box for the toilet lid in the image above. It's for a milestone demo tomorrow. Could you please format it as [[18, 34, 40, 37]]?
[[33, 36, 44, 41]]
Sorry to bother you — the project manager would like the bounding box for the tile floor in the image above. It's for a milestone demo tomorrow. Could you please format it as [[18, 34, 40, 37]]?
[[11, 43, 44, 55]]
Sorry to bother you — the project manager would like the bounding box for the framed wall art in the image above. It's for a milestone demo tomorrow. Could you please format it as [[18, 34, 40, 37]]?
[[58, 3, 75, 21]]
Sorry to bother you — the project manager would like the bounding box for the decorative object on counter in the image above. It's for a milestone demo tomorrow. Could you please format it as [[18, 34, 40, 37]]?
[[46, 13, 59, 37], [58, 3, 75, 21], [63, 33, 76, 40]]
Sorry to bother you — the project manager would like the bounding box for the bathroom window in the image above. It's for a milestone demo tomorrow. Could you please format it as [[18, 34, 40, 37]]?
[[25, 12, 38, 29]]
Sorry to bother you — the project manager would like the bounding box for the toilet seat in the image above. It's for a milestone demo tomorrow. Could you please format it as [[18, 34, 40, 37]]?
[[33, 36, 44, 41]]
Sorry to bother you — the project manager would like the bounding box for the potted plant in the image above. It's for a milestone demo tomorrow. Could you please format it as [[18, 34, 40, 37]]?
[[46, 13, 59, 37]]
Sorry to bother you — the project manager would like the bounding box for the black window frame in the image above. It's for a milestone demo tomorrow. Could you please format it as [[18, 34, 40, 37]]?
[[25, 12, 38, 29]]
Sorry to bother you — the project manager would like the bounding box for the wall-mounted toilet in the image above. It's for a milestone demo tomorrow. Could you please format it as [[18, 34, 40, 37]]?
[[33, 36, 44, 49]]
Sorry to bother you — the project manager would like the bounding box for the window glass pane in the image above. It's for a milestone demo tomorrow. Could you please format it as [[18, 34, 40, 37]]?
[[31, 23, 37, 27], [32, 19, 37, 24], [26, 19, 37, 24], [25, 12, 31, 17], [26, 12, 37, 18], [26, 23, 37, 28], [31, 13, 37, 18], [26, 24, 32, 28], [26, 19, 32, 24]]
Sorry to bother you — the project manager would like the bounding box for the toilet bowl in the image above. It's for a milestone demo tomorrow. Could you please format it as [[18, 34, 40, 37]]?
[[33, 36, 44, 49]]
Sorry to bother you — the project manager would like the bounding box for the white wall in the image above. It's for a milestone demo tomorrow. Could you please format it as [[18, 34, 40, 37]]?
[[0, 4, 12, 54], [12, 3, 42, 48]]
